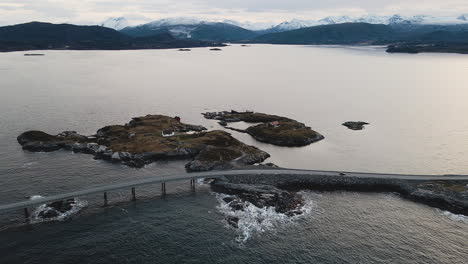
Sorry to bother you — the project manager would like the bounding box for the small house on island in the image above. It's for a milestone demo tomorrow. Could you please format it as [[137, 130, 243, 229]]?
[[270, 121, 280, 127], [162, 130, 175, 137]]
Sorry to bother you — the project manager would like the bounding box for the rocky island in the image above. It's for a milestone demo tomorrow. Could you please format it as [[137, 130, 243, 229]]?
[[17, 115, 270, 172], [342, 121, 369, 130], [202, 111, 324, 146]]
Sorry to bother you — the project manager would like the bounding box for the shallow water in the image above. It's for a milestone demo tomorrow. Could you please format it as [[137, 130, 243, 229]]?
[[0, 45, 468, 263]]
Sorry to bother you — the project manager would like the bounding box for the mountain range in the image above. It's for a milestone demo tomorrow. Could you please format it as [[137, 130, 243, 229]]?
[[2, 13, 468, 53], [0, 22, 223, 52], [102, 14, 468, 33]]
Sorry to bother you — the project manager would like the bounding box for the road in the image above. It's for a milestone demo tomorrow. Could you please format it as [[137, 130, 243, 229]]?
[[1, 168, 467, 213]]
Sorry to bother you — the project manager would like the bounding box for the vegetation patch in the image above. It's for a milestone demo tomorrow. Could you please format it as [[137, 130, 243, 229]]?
[[202, 111, 324, 147], [17, 115, 270, 171]]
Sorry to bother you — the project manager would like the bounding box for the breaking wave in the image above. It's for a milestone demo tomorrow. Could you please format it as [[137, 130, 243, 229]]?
[[215, 191, 320, 243], [441, 210, 468, 223], [30, 198, 88, 223]]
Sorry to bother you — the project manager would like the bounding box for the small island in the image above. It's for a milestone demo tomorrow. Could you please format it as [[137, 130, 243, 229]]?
[[17, 115, 270, 172], [203, 111, 324, 146], [342, 121, 369, 130]]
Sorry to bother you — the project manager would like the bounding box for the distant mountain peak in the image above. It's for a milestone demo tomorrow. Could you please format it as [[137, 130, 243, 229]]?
[[267, 14, 468, 33], [146, 17, 204, 28], [458, 15, 468, 21], [100, 17, 129, 30]]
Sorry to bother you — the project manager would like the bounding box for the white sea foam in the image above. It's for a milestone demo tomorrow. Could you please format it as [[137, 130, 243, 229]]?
[[441, 211, 468, 223], [30, 198, 88, 223], [29, 195, 44, 200], [215, 191, 319, 243], [21, 162, 38, 168]]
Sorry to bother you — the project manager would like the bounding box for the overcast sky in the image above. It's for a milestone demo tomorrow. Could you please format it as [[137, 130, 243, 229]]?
[[1, 0, 468, 26]]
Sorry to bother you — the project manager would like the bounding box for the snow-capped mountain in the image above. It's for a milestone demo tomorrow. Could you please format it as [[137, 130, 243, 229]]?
[[126, 17, 272, 31], [102, 14, 468, 35], [145, 17, 203, 28], [120, 17, 258, 41], [271, 19, 319, 32], [268, 14, 468, 32], [100, 17, 130, 30], [221, 19, 275, 31]]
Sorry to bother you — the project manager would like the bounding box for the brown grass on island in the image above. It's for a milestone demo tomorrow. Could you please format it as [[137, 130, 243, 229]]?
[[202, 111, 324, 147], [17, 115, 270, 171]]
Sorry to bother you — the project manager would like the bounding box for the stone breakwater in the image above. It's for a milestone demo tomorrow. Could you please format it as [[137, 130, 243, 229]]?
[[17, 115, 270, 172], [211, 172, 468, 217]]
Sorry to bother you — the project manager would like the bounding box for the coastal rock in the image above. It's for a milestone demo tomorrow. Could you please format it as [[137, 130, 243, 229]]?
[[342, 121, 369, 130], [18, 115, 269, 172], [185, 144, 270, 172], [215, 172, 468, 217], [202, 111, 324, 147], [212, 180, 304, 214], [38, 208, 60, 218], [35, 198, 81, 220], [226, 216, 239, 228]]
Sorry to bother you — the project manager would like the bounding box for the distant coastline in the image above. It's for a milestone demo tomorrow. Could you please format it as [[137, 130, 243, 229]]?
[[1, 21, 468, 54]]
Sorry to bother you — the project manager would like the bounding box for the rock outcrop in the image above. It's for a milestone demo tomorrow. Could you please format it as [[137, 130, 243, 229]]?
[[212, 180, 304, 216], [342, 121, 369, 130], [212, 172, 468, 216], [17, 115, 270, 172], [202, 111, 324, 147]]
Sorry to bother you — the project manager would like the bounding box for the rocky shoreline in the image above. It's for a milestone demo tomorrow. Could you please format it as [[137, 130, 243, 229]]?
[[203, 111, 324, 146], [17, 115, 270, 172], [210, 171, 468, 226]]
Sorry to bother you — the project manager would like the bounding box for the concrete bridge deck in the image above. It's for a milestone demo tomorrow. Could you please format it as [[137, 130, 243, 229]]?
[[1, 169, 467, 213]]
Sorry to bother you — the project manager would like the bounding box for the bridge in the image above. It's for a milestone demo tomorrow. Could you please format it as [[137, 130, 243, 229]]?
[[1, 168, 467, 219]]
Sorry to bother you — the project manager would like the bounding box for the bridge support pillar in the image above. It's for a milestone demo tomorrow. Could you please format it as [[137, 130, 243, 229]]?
[[190, 178, 195, 192], [161, 182, 166, 196], [103, 192, 108, 207], [23, 208, 30, 223], [131, 187, 136, 201]]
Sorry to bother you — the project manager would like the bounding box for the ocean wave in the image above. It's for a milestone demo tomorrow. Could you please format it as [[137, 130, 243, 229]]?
[[28, 195, 44, 200], [215, 191, 319, 243], [21, 162, 39, 168], [441, 210, 468, 223]]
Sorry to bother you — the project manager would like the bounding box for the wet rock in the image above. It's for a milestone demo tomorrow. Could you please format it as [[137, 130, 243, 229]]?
[[218, 121, 228, 127], [38, 208, 60, 218], [342, 121, 369, 130], [229, 199, 248, 211], [226, 216, 239, 228], [264, 163, 279, 168], [223, 196, 236, 203], [47, 199, 75, 213], [212, 180, 303, 215]]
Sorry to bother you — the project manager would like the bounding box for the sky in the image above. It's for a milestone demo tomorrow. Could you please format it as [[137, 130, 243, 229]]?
[[1, 0, 468, 26]]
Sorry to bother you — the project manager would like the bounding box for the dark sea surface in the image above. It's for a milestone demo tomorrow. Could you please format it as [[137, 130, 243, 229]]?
[[0, 45, 467, 263]]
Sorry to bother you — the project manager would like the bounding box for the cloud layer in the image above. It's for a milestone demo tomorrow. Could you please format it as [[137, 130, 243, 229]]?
[[1, 0, 467, 26]]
